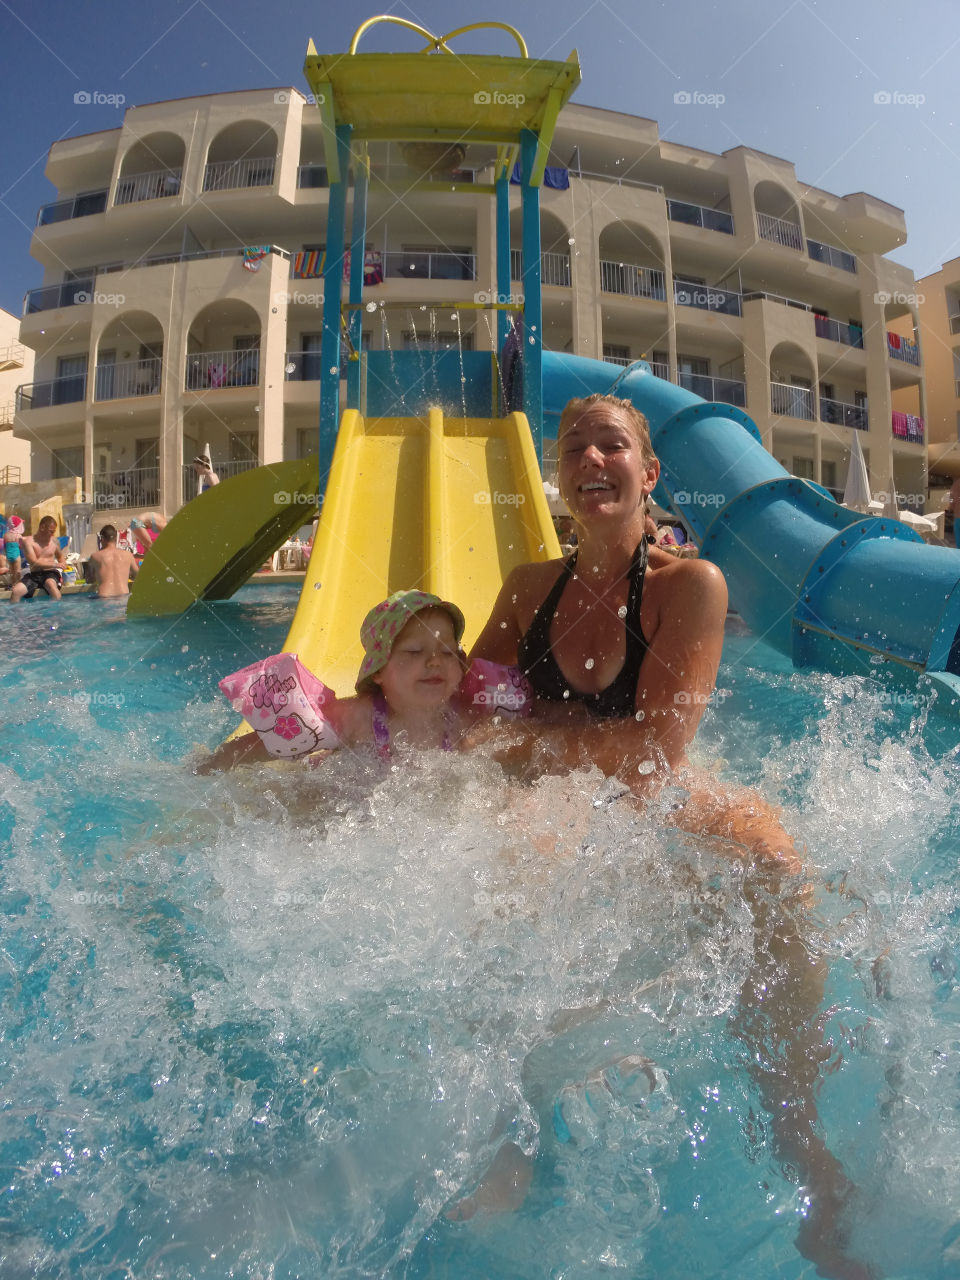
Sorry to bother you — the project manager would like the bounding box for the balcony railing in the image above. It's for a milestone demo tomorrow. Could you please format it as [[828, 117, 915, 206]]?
[[820, 396, 868, 430], [891, 411, 924, 443], [94, 466, 160, 510], [649, 361, 669, 380], [510, 250, 572, 287], [0, 403, 15, 427], [807, 239, 857, 273], [181, 458, 259, 504], [574, 168, 663, 193], [24, 278, 94, 315], [284, 351, 323, 381], [185, 349, 260, 390], [599, 259, 665, 301], [114, 168, 182, 205], [771, 382, 815, 420], [202, 156, 276, 192], [382, 250, 476, 281], [16, 372, 87, 410], [94, 357, 162, 400], [297, 164, 329, 188], [678, 372, 746, 407], [603, 354, 632, 366], [814, 315, 864, 348], [37, 190, 107, 226], [0, 344, 25, 370], [667, 200, 734, 235], [742, 289, 812, 313], [757, 212, 803, 251], [674, 279, 742, 316], [887, 333, 921, 365]]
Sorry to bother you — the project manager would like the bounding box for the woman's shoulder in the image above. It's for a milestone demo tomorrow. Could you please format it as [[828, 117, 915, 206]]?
[[504, 556, 567, 597], [646, 549, 727, 616]]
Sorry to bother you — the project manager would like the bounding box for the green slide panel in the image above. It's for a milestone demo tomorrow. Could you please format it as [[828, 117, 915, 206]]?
[[127, 458, 319, 618]]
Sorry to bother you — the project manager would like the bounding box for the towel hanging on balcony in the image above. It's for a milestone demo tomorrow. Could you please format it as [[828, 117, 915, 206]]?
[[293, 249, 324, 279], [242, 246, 270, 272]]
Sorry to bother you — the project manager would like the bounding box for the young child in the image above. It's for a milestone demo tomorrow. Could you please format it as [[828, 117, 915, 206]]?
[[3, 516, 24, 587], [203, 589, 531, 771]]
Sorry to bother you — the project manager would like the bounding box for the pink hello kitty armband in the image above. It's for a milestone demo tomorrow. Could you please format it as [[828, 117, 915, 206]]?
[[219, 652, 341, 758]]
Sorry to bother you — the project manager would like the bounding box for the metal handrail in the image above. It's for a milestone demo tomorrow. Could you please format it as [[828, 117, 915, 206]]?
[[114, 169, 182, 206]]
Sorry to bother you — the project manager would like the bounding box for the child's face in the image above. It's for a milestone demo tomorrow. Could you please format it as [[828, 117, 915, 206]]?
[[373, 608, 463, 712]]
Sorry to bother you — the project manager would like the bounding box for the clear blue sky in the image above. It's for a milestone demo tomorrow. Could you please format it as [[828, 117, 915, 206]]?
[[1, 0, 958, 317]]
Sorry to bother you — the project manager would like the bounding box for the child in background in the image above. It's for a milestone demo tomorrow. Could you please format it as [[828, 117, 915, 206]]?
[[3, 516, 24, 586], [203, 590, 531, 771]]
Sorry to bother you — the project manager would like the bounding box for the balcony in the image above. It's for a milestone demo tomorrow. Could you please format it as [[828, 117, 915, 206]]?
[[573, 168, 662, 194], [94, 357, 162, 400], [678, 372, 746, 407], [949, 314, 960, 336], [814, 315, 864, 348], [807, 239, 857, 273], [510, 250, 571, 287], [114, 168, 182, 206], [297, 164, 329, 188], [94, 465, 160, 510], [820, 396, 868, 430], [674, 279, 742, 317], [0, 344, 25, 371], [383, 250, 476, 281], [202, 156, 275, 192], [599, 259, 665, 301], [891, 410, 924, 444], [284, 351, 322, 381], [185, 349, 260, 390], [24, 278, 94, 315], [37, 190, 107, 226], [181, 458, 259, 504], [667, 199, 734, 235], [16, 372, 87, 410], [887, 333, 920, 365], [649, 361, 669, 380], [771, 382, 815, 420], [757, 212, 803, 251]]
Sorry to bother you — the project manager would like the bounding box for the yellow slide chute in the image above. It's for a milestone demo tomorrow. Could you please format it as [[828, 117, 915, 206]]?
[[284, 410, 560, 695]]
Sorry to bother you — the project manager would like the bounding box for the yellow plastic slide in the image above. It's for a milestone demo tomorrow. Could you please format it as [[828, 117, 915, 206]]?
[[282, 409, 561, 694]]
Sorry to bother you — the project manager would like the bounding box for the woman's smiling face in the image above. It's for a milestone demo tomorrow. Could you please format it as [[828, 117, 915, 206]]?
[[557, 403, 660, 524]]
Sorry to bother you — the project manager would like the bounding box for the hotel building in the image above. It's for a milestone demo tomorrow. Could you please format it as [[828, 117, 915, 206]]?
[[12, 89, 927, 519]]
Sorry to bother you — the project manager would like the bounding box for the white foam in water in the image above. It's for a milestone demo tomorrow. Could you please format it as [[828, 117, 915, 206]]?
[[3, 597, 960, 1277]]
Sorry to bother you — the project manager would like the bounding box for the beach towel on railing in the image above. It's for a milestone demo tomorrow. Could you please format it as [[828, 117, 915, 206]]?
[[242, 245, 270, 272], [510, 163, 570, 189], [293, 250, 324, 279]]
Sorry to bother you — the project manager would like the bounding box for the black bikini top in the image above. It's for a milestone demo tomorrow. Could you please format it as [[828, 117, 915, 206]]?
[[517, 541, 650, 718]]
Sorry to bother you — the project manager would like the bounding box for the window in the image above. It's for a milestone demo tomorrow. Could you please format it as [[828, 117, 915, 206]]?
[[297, 428, 318, 458], [821, 460, 837, 490], [53, 447, 84, 478], [603, 343, 630, 363], [792, 456, 815, 480], [229, 432, 258, 464], [678, 354, 709, 376]]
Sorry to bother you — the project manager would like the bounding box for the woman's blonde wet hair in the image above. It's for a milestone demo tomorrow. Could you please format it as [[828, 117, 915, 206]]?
[[556, 393, 656, 465]]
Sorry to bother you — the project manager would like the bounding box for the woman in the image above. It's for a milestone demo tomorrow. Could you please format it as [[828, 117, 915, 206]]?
[[466, 394, 873, 1280], [471, 393, 736, 810]]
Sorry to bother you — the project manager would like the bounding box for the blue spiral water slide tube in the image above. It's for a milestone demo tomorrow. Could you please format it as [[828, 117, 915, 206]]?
[[541, 350, 960, 712]]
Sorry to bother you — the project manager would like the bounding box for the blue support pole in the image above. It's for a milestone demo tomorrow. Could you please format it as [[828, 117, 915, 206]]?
[[519, 130, 543, 462], [495, 172, 511, 355], [346, 156, 368, 411], [318, 123, 352, 493]]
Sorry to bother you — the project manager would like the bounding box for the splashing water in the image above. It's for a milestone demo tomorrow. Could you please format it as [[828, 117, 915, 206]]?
[[2, 590, 960, 1279]]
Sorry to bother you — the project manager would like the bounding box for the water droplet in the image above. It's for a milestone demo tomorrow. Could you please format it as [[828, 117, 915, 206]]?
[[166, 575, 175, 583], [365, 301, 377, 312], [329, 366, 338, 375], [181, 644, 189, 653], [562, 689, 571, 699], [635, 710, 645, 721], [568, 237, 575, 245], [528, 336, 536, 344], [584, 657, 595, 670], [637, 759, 655, 775], [618, 605, 627, 619]]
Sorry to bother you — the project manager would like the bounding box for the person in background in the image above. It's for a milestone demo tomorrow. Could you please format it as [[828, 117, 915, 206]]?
[[948, 475, 960, 549], [192, 455, 219, 493], [10, 516, 66, 602], [88, 524, 140, 598]]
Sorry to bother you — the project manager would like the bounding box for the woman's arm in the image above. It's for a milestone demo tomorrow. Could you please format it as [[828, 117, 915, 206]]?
[[469, 565, 535, 665]]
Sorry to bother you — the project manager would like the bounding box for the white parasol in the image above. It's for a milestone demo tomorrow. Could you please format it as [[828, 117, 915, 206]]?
[[842, 432, 872, 512]]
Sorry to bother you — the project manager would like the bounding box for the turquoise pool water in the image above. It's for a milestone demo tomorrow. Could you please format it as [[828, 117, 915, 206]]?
[[2, 587, 960, 1279]]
